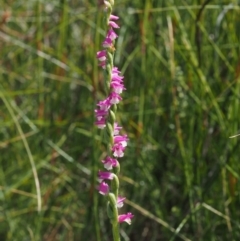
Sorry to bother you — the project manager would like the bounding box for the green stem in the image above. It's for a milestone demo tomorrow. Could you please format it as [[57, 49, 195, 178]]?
[[108, 193, 121, 241], [112, 221, 120, 241]]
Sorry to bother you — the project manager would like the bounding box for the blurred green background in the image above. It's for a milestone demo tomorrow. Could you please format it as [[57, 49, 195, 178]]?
[[0, 0, 240, 240]]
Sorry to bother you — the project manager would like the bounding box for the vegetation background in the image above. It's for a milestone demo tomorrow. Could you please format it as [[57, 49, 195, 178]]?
[[0, 0, 240, 240]]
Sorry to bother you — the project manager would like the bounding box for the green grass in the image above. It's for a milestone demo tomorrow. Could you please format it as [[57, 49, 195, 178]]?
[[0, 0, 240, 240]]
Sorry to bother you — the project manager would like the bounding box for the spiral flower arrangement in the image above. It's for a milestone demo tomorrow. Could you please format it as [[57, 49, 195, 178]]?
[[95, 0, 133, 240]]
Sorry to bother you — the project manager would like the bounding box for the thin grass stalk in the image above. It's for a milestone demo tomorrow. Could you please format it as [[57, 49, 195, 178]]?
[[167, 7, 196, 231], [0, 84, 42, 213], [91, 6, 102, 241], [36, 1, 44, 120], [173, 7, 225, 130]]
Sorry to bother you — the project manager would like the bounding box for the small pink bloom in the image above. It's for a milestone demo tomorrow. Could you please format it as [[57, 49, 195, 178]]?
[[111, 81, 125, 94], [95, 119, 106, 129], [102, 157, 118, 170], [111, 70, 124, 88], [107, 29, 118, 41], [98, 182, 109, 195], [112, 74, 124, 83], [97, 50, 107, 61], [117, 196, 126, 208], [110, 14, 119, 20], [97, 98, 111, 111], [112, 143, 125, 158], [109, 21, 120, 28], [108, 15, 120, 28], [118, 212, 134, 224], [114, 135, 128, 147], [109, 92, 122, 104], [98, 171, 114, 181], [113, 123, 122, 135], [112, 67, 121, 74], [95, 109, 108, 120], [102, 37, 112, 48], [99, 61, 106, 69]]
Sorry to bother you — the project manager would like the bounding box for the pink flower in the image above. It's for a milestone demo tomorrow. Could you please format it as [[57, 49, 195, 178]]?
[[111, 69, 125, 94], [97, 50, 107, 61], [112, 134, 128, 157], [109, 21, 119, 28], [113, 123, 122, 135], [95, 109, 108, 120], [114, 135, 128, 147], [107, 29, 118, 40], [117, 196, 126, 208], [109, 92, 122, 104], [112, 72, 124, 82], [95, 99, 111, 128], [118, 213, 134, 224], [111, 76, 124, 83], [111, 81, 125, 94], [102, 156, 118, 170], [112, 143, 125, 158], [98, 182, 109, 195], [99, 61, 106, 69], [95, 98, 112, 128], [110, 15, 119, 20], [108, 15, 120, 28], [98, 171, 114, 181], [112, 67, 121, 74], [97, 98, 111, 111], [102, 37, 112, 48], [95, 118, 106, 129]]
